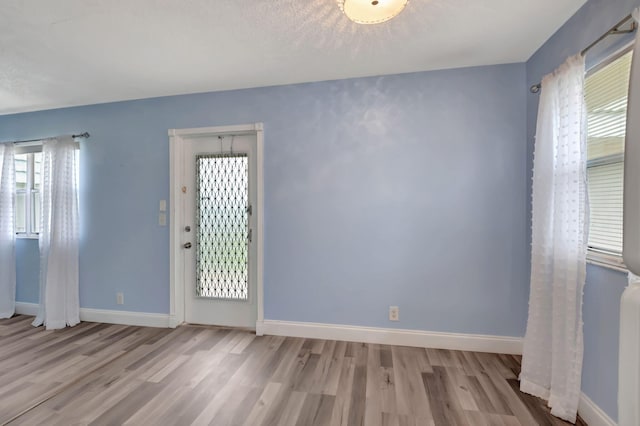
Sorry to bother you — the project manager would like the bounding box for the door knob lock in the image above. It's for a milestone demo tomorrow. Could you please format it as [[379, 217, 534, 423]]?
[[183, 242, 192, 249]]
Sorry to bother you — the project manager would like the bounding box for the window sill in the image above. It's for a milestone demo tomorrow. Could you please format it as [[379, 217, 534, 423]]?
[[587, 250, 627, 273], [16, 234, 39, 240]]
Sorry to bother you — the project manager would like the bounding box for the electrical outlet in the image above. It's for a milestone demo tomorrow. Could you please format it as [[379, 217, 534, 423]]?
[[159, 212, 167, 226], [117, 292, 124, 305], [159, 199, 167, 212], [389, 306, 399, 321]]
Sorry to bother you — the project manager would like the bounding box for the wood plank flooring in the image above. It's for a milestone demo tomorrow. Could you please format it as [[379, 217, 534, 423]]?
[[0, 315, 586, 425]]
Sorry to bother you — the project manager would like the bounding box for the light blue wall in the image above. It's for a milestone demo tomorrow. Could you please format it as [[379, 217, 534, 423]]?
[[1, 63, 529, 336], [526, 0, 639, 420], [16, 239, 39, 303], [582, 265, 627, 420]]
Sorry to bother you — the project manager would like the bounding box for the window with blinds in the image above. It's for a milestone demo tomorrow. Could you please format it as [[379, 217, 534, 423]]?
[[585, 50, 632, 255]]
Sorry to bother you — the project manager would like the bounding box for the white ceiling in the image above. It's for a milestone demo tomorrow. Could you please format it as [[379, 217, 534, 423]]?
[[0, 0, 587, 115]]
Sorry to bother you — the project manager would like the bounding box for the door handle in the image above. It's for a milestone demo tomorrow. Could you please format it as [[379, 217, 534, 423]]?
[[183, 242, 192, 249]]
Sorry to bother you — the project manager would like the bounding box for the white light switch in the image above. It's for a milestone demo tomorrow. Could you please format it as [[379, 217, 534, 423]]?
[[159, 199, 167, 212], [159, 212, 167, 226]]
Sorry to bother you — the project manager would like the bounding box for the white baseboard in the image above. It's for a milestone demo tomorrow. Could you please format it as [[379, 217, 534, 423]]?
[[14, 302, 39, 316], [15, 302, 170, 328], [257, 320, 523, 355], [578, 392, 616, 426], [14, 304, 521, 354], [80, 308, 170, 328], [168, 315, 182, 329]]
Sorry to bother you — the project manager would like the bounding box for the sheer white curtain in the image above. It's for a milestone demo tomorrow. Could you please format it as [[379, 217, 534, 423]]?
[[520, 54, 588, 423], [0, 143, 16, 319], [32, 136, 80, 330]]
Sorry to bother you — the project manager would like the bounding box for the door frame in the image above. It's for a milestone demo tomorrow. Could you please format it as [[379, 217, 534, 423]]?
[[168, 123, 264, 332]]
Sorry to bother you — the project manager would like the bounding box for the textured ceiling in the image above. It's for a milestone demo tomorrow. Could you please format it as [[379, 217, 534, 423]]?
[[0, 0, 587, 115]]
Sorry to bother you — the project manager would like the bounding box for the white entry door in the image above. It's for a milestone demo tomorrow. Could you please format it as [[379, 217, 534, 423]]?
[[181, 133, 257, 328]]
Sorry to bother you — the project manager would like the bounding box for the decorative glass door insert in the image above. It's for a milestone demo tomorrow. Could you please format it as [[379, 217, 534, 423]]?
[[195, 153, 249, 300]]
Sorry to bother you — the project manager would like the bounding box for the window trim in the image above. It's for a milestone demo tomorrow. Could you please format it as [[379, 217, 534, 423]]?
[[14, 142, 44, 155], [584, 43, 633, 272], [16, 234, 39, 240], [15, 149, 41, 239], [587, 250, 627, 273]]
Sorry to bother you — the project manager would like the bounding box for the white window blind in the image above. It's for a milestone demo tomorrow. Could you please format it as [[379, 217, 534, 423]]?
[[585, 50, 632, 255], [587, 162, 624, 253]]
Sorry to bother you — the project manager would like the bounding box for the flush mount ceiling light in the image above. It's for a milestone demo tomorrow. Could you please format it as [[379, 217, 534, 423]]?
[[337, 0, 409, 25]]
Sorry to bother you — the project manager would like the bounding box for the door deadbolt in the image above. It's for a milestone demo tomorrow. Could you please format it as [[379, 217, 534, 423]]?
[[183, 242, 192, 249], [185, 226, 191, 232]]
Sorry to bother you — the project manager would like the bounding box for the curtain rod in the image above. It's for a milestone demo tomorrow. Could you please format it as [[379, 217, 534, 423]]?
[[7, 132, 90, 145], [530, 13, 636, 94]]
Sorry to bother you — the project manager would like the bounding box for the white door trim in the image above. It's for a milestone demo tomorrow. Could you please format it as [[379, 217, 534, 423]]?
[[168, 123, 264, 332]]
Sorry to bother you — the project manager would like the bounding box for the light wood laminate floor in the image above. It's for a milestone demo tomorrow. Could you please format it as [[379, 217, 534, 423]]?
[[0, 315, 585, 425]]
